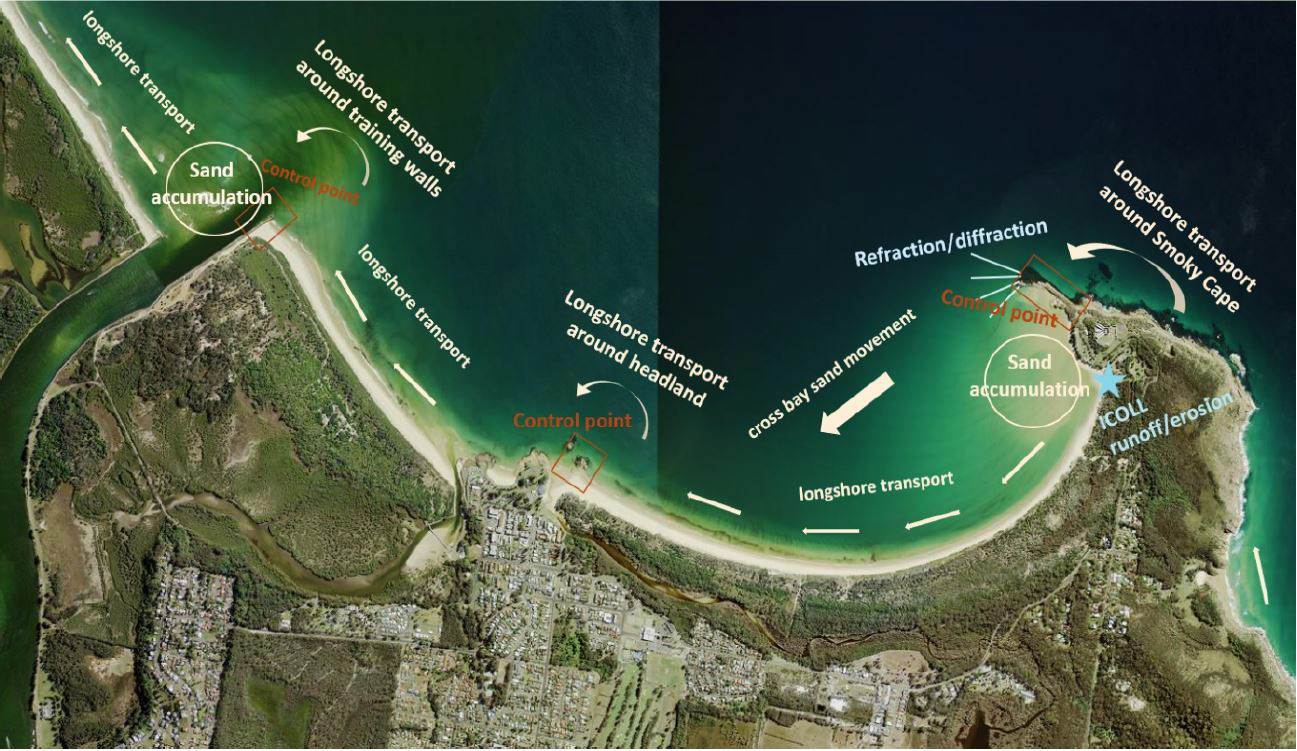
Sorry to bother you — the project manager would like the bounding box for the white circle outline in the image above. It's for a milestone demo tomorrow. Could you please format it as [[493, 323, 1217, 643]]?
[[982, 333, 1084, 430], [164, 141, 265, 237]]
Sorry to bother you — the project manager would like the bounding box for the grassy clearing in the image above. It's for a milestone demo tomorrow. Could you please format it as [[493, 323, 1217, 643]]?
[[587, 653, 685, 749], [677, 709, 759, 749], [245, 677, 315, 748], [214, 629, 399, 748], [758, 718, 837, 748], [592, 662, 640, 747]]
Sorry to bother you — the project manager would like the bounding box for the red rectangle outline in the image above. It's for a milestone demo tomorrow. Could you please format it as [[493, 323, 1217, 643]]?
[[236, 186, 298, 250], [550, 431, 608, 494], [1014, 253, 1094, 332]]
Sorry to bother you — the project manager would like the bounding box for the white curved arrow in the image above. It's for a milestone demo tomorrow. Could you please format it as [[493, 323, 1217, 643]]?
[[1067, 242, 1185, 313], [576, 381, 649, 440], [296, 127, 370, 186]]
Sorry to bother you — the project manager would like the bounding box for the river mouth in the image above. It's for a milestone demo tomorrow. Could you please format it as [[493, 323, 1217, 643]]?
[[171, 492, 426, 598]]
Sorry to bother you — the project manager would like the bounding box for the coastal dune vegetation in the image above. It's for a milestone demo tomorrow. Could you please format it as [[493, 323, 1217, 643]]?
[[560, 300, 1294, 747], [0, 17, 139, 313], [26, 243, 456, 746]]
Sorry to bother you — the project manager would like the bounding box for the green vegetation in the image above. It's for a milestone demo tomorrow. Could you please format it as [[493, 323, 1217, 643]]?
[[91, 247, 450, 579], [29, 388, 105, 499], [101, 515, 160, 645], [214, 629, 399, 748], [551, 612, 617, 680], [27, 256, 1290, 747], [561, 490, 1097, 675], [244, 677, 316, 748], [1191, 589, 1222, 628], [558, 528, 786, 657], [162, 515, 307, 629], [0, 17, 138, 284], [70, 386, 150, 520], [671, 701, 759, 748], [585, 648, 684, 748], [0, 280, 39, 367], [593, 663, 641, 746], [566, 312, 1294, 748], [438, 561, 481, 648], [41, 630, 137, 748]]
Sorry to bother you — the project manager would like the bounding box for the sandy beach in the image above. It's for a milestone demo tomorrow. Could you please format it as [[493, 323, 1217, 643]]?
[[137, 231, 1297, 687], [1, 2, 162, 247], [251, 223, 458, 484], [573, 397, 1100, 577], [2, 0, 1265, 594], [1207, 377, 1296, 690], [262, 218, 1103, 577], [9, 13, 1264, 626]]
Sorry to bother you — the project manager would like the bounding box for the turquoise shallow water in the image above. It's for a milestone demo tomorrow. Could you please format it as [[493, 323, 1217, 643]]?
[[0, 4, 1290, 744], [656, 4, 1292, 674]]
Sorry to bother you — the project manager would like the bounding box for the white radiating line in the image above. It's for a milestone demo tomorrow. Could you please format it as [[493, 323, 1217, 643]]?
[[989, 289, 1017, 318], [1002, 441, 1046, 484], [65, 37, 100, 85], [120, 126, 157, 175], [333, 270, 367, 322], [687, 491, 741, 516], [802, 528, 859, 535], [905, 509, 960, 530], [970, 274, 1018, 280], [37, 21, 52, 40], [970, 252, 1019, 273], [978, 282, 1015, 299], [393, 363, 437, 406], [1253, 547, 1269, 605]]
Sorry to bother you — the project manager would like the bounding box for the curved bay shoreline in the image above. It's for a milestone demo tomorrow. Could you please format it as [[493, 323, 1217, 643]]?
[[270, 222, 1102, 577], [267, 228, 1292, 695], [5, 0, 1290, 728]]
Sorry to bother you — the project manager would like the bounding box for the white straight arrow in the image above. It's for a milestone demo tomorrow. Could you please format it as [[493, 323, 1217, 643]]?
[[393, 363, 436, 407], [65, 38, 100, 86], [576, 380, 649, 440], [333, 269, 367, 322], [687, 492, 741, 516], [120, 126, 157, 175], [1253, 547, 1269, 605], [297, 127, 370, 186], [1068, 242, 1186, 313], [821, 372, 893, 435], [905, 509, 960, 530], [1002, 441, 1046, 484]]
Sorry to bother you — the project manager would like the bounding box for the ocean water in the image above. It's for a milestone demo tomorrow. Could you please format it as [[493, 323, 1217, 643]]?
[[0, 3, 1291, 744], [657, 3, 1293, 671]]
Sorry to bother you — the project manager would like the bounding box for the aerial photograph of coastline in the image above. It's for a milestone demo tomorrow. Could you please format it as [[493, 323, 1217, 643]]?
[[0, 1, 1291, 749]]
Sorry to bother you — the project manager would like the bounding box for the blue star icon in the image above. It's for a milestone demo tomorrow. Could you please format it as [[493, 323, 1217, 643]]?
[[1092, 363, 1126, 397]]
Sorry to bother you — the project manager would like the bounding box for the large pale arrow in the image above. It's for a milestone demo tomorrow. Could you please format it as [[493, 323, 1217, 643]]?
[[820, 372, 893, 435], [1067, 242, 1185, 313], [296, 127, 370, 186], [576, 380, 649, 440]]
